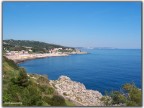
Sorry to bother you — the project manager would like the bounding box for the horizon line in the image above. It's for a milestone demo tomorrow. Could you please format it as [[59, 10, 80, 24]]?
[[3, 39, 141, 49]]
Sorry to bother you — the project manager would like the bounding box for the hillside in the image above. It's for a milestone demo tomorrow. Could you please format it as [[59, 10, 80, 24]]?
[[3, 56, 75, 106], [3, 39, 75, 53], [3, 56, 142, 106]]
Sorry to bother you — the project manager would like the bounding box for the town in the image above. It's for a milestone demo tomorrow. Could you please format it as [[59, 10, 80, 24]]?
[[4, 47, 78, 56], [4, 46, 87, 63]]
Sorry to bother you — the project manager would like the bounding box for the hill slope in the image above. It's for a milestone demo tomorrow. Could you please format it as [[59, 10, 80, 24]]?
[[3, 39, 74, 53], [2, 56, 142, 106], [3, 56, 75, 106]]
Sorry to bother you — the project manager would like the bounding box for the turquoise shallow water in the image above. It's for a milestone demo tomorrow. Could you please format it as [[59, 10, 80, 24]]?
[[19, 49, 142, 94]]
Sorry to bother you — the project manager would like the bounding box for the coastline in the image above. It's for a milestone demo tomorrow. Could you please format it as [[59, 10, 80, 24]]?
[[27, 74, 104, 106], [3, 50, 141, 106], [49, 76, 104, 106], [6, 53, 68, 63], [4, 51, 105, 106], [5, 52, 87, 63]]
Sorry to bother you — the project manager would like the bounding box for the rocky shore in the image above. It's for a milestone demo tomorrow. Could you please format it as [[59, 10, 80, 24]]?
[[50, 76, 104, 106]]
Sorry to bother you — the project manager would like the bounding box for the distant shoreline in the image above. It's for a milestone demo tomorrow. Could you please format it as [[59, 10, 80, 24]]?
[[5, 52, 88, 64]]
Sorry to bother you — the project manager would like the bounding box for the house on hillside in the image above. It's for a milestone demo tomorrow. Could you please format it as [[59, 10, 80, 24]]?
[[5, 52, 12, 56], [5, 51, 19, 56], [11, 51, 19, 55], [19, 50, 28, 55], [5, 50, 29, 56]]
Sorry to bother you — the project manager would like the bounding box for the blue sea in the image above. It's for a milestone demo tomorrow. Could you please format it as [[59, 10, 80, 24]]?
[[19, 49, 142, 94]]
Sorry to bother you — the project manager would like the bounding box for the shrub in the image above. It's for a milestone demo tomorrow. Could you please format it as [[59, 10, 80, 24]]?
[[3, 90, 12, 102], [37, 76, 49, 85], [50, 95, 66, 106], [3, 83, 23, 104], [122, 83, 141, 106], [43, 95, 66, 106], [21, 85, 42, 106], [122, 83, 135, 92], [3, 56, 19, 69], [14, 68, 29, 87], [100, 96, 112, 106], [39, 85, 54, 95], [46, 87, 54, 94], [110, 91, 126, 104], [109, 83, 142, 106], [43, 96, 52, 105]]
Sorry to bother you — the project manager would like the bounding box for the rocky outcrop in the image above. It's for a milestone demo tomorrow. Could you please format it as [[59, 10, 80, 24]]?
[[50, 76, 104, 106]]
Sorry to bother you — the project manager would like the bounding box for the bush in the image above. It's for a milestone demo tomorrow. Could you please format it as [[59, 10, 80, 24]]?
[[21, 85, 43, 106], [122, 83, 135, 92], [13, 68, 29, 87], [3, 56, 19, 69], [3, 90, 12, 102], [37, 76, 49, 85], [46, 87, 54, 94], [100, 96, 112, 106], [50, 95, 66, 106], [108, 83, 142, 106], [43, 95, 66, 106], [122, 83, 142, 106], [3, 83, 23, 106], [39, 85, 54, 95], [43, 96, 52, 105], [110, 91, 126, 104]]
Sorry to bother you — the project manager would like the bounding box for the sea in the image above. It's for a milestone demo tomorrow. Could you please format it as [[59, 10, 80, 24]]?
[[19, 49, 142, 94]]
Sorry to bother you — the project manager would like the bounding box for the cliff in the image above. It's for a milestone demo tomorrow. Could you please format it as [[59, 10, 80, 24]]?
[[50, 76, 104, 106]]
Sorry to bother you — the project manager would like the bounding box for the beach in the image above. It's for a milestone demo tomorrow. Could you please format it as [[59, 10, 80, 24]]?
[[5, 51, 87, 63], [5, 53, 68, 63]]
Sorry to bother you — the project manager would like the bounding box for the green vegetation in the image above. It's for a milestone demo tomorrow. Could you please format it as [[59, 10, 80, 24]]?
[[3, 55, 141, 106], [58, 49, 76, 53], [11, 68, 29, 87], [101, 83, 142, 106], [3, 39, 75, 53], [43, 95, 66, 106], [2, 56, 75, 106]]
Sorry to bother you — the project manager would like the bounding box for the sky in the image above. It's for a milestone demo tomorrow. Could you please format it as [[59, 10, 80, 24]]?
[[3, 2, 142, 49]]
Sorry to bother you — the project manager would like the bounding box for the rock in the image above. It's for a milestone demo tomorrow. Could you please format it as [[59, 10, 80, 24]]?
[[58, 75, 71, 81], [50, 75, 104, 106]]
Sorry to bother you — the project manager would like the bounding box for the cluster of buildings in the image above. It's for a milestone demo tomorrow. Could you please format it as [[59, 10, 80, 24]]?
[[49, 48, 63, 53], [5, 50, 29, 56], [49, 48, 74, 53], [4, 46, 33, 56], [4, 47, 75, 56]]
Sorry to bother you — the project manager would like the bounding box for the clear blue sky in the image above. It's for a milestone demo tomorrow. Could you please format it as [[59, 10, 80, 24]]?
[[3, 2, 141, 48]]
